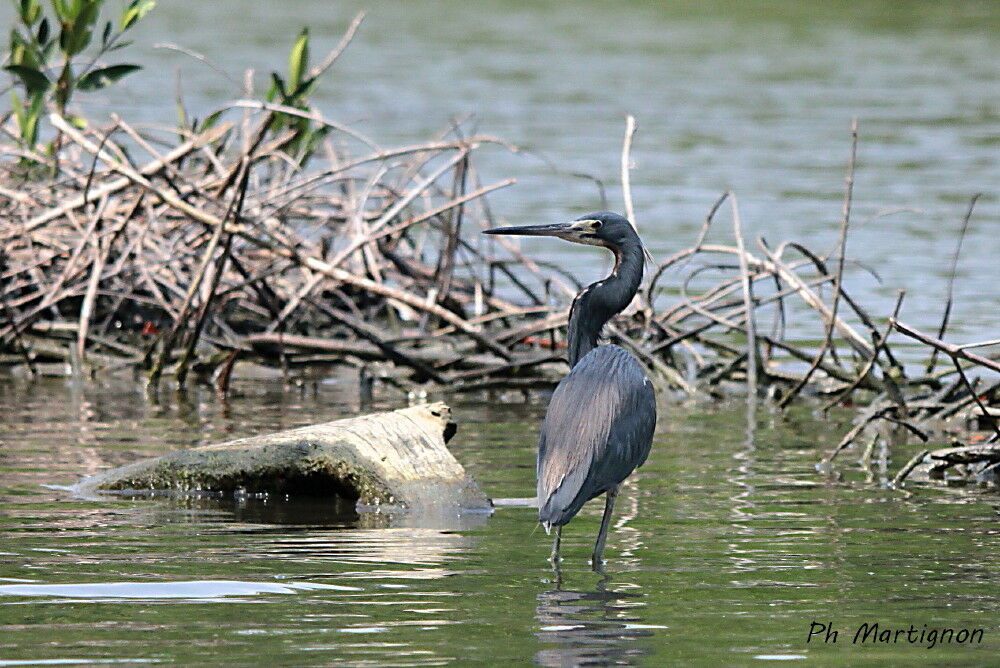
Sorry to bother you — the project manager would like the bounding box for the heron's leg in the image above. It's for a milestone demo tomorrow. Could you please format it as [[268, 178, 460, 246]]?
[[549, 526, 562, 563], [591, 485, 619, 568]]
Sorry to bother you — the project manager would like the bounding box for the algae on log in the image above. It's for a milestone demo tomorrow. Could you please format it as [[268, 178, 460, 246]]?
[[75, 402, 491, 510]]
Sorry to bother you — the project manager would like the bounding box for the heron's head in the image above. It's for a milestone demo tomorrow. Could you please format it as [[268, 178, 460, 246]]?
[[483, 211, 638, 251]]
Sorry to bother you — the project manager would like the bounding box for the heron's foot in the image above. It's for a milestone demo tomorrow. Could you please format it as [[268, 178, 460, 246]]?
[[590, 558, 608, 577]]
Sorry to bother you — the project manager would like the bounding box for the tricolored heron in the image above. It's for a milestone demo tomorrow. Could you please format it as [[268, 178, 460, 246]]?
[[484, 211, 656, 566]]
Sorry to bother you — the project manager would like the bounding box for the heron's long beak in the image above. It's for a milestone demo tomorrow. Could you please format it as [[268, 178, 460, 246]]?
[[482, 222, 577, 238], [483, 220, 606, 247]]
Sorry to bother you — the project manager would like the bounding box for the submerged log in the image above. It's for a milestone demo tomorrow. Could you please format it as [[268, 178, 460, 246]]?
[[74, 402, 491, 510]]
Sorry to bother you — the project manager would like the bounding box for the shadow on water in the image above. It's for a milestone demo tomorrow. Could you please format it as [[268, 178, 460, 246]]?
[[88, 492, 490, 530], [535, 564, 658, 666]]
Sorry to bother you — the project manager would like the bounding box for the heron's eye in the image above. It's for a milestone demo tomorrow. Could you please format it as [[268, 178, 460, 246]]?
[[592, 220, 603, 230]]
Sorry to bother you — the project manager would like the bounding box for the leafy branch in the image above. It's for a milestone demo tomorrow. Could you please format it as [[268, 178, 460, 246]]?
[[4, 0, 154, 151]]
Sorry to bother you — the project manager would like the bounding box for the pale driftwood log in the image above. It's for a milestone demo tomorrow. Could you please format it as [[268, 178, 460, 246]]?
[[74, 402, 491, 510]]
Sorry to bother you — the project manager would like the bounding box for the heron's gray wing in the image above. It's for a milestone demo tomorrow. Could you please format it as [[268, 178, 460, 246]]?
[[537, 345, 656, 527]]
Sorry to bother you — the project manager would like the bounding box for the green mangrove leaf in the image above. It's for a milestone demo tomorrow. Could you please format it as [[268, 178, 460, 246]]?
[[57, 24, 70, 53], [288, 27, 309, 92], [290, 74, 317, 101], [4, 64, 50, 95], [10, 90, 24, 124], [51, 0, 70, 21], [10, 89, 44, 145], [78, 1, 100, 34], [65, 0, 85, 22], [9, 28, 36, 68], [201, 109, 224, 130], [268, 72, 287, 101], [120, 0, 155, 31], [19, 0, 41, 24], [66, 26, 93, 56], [76, 63, 140, 90], [36, 16, 49, 44]]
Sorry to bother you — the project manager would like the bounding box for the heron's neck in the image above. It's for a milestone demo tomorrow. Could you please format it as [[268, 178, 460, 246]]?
[[566, 242, 644, 368]]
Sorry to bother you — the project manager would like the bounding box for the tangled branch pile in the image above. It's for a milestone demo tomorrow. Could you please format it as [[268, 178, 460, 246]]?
[[0, 106, 547, 387]]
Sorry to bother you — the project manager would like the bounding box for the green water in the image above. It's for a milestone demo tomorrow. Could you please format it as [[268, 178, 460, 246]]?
[[3, 1, 1000, 665], [1, 377, 998, 665]]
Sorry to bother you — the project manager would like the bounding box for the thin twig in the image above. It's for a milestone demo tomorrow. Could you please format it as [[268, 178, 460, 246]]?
[[927, 193, 980, 373], [891, 319, 1000, 375], [730, 193, 758, 408], [621, 114, 637, 227]]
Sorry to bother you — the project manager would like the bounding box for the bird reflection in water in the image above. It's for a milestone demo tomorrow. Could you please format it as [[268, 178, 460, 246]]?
[[535, 563, 657, 667]]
